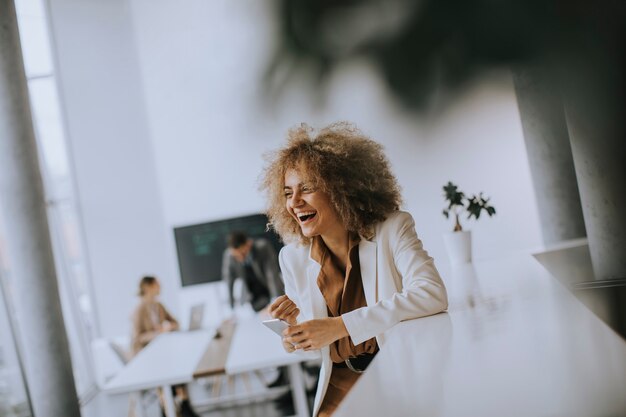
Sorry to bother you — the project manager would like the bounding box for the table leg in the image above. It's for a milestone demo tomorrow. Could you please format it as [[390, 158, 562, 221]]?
[[129, 392, 146, 417], [287, 363, 310, 417], [161, 385, 177, 417]]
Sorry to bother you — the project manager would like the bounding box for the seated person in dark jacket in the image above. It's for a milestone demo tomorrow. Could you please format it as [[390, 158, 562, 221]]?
[[222, 231, 284, 312]]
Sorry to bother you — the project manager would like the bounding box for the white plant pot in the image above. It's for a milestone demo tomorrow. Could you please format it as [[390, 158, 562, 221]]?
[[443, 230, 472, 265]]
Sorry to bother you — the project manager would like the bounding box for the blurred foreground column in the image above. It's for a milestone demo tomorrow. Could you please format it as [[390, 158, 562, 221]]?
[[562, 41, 626, 336], [513, 68, 586, 245], [0, 1, 82, 416], [564, 87, 626, 283]]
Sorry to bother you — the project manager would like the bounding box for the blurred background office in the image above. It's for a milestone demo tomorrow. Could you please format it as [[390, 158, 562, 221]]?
[[0, 0, 624, 416]]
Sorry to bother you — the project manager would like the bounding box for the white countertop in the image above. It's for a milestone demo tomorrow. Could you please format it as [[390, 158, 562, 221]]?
[[334, 255, 626, 417]]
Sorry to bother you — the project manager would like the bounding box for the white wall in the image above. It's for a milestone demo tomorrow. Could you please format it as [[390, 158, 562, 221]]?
[[129, 0, 542, 283], [48, 0, 179, 338], [413, 78, 543, 267], [47, 0, 543, 339]]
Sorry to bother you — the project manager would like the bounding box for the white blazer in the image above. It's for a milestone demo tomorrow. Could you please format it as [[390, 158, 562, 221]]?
[[278, 210, 448, 416]]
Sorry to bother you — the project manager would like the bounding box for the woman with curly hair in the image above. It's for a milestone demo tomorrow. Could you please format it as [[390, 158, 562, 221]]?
[[265, 122, 448, 417]]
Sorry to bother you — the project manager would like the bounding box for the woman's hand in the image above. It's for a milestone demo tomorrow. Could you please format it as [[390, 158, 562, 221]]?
[[268, 295, 300, 325], [159, 321, 174, 333], [281, 338, 296, 353], [268, 295, 300, 353], [283, 317, 349, 351]]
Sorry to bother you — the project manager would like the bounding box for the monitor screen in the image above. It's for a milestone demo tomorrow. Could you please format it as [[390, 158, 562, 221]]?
[[173, 213, 283, 287]]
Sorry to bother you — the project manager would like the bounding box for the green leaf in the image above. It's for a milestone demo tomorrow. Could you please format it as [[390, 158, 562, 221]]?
[[443, 183, 496, 225], [466, 193, 496, 221], [443, 181, 464, 208]]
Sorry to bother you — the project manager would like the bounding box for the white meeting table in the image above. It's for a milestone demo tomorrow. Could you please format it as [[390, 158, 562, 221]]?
[[226, 317, 320, 417], [334, 255, 626, 417], [104, 330, 215, 417], [104, 317, 319, 417]]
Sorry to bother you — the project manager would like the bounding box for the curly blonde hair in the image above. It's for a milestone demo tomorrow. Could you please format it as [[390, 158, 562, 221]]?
[[261, 122, 402, 244]]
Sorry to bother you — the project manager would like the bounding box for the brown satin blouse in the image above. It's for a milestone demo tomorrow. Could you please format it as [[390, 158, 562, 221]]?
[[131, 300, 179, 355], [311, 234, 379, 363]]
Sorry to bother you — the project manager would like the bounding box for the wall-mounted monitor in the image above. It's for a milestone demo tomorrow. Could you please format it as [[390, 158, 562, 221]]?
[[173, 213, 283, 287]]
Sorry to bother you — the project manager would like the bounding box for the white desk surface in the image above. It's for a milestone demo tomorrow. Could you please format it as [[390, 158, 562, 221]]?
[[104, 330, 214, 394], [225, 317, 319, 374], [334, 255, 626, 417]]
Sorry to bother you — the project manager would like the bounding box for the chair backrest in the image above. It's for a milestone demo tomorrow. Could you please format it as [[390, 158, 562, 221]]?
[[188, 303, 205, 331], [90, 336, 131, 388], [109, 340, 132, 365]]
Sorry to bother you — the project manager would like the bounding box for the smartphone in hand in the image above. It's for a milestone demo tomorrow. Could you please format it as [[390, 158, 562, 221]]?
[[262, 318, 290, 337]]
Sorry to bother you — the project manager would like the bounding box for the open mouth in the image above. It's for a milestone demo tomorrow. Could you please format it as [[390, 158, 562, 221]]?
[[297, 211, 317, 223]]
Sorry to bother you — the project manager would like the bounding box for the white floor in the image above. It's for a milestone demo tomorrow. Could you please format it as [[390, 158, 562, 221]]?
[[82, 369, 316, 417], [82, 391, 284, 417]]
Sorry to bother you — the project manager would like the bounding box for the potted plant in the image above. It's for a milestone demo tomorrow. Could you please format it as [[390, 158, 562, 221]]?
[[442, 181, 496, 265]]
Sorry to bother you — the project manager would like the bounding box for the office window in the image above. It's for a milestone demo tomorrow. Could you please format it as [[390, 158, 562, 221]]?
[[0, 0, 101, 404], [14, 0, 53, 78]]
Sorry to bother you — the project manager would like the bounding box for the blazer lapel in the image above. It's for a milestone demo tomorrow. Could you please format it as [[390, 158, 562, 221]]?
[[358, 239, 378, 305], [306, 248, 328, 320]]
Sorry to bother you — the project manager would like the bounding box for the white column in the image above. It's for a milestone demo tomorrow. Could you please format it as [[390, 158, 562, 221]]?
[[0, 1, 81, 416], [560, 40, 626, 338], [564, 87, 626, 282], [513, 67, 586, 245]]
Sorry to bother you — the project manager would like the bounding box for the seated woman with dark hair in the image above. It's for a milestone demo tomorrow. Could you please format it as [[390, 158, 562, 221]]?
[[131, 276, 200, 417]]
